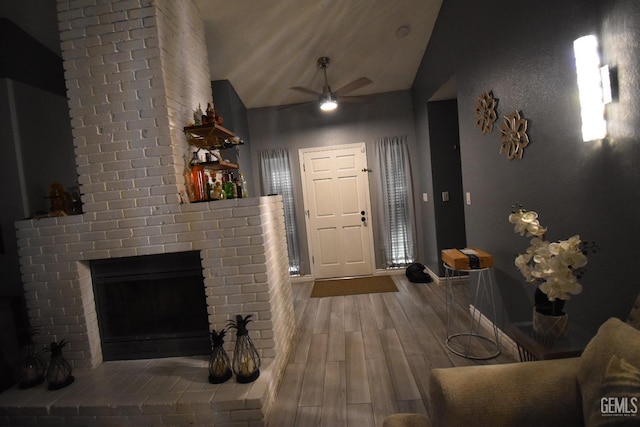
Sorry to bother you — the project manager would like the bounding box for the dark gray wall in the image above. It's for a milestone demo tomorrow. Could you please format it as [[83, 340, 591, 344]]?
[[0, 80, 26, 297], [212, 80, 254, 190], [413, 0, 640, 334], [0, 20, 75, 299], [427, 100, 466, 276], [247, 90, 420, 275]]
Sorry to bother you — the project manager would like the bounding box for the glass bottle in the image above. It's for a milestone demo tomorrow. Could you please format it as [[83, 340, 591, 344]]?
[[183, 157, 196, 202], [239, 173, 249, 198], [191, 152, 207, 202], [223, 173, 235, 199], [212, 181, 224, 200], [205, 102, 215, 124], [207, 175, 216, 200], [231, 175, 238, 199], [235, 178, 243, 199]]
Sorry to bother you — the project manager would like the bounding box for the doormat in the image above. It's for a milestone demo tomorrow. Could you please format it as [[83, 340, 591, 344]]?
[[310, 275, 398, 298]]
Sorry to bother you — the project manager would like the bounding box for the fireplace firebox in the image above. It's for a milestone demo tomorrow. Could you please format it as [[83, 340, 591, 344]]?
[[91, 251, 210, 361]]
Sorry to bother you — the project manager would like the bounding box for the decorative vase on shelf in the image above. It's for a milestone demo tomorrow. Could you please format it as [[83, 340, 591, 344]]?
[[45, 340, 74, 390], [208, 329, 232, 384], [228, 314, 261, 384], [532, 288, 569, 338]]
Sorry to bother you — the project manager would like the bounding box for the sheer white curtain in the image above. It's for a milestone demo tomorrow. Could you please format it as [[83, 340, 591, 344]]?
[[375, 136, 416, 267], [258, 148, 300, 275]]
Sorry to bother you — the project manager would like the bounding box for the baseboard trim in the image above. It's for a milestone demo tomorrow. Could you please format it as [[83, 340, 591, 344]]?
[[469, 303, 519, 361]]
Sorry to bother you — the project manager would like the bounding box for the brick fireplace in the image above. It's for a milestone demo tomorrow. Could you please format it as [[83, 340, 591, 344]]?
[[6, 0, 295, 425]]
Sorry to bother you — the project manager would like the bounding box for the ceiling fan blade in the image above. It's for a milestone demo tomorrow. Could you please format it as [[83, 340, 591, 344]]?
[[277, 100, 317, 111], [290, 86, 322, 97], [334, 77, 373, 95], [339, 95, 373, 103]]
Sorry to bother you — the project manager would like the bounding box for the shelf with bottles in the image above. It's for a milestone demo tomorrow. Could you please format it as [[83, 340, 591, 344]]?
[[191, 147, 238, 171], [185, 150, 248, 203], [183, 123, 245, 150], [200, 160, 239, 171]]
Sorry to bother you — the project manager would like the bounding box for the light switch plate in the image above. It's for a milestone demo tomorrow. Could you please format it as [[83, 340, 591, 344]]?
[[442, 191, 449, 202]]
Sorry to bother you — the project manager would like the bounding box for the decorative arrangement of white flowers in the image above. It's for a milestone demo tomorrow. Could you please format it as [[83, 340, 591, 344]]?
[[509, 205, 589, 303]]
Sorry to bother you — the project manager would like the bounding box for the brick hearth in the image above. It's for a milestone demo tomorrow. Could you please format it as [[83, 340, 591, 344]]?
[[0, 357, 275, 427]]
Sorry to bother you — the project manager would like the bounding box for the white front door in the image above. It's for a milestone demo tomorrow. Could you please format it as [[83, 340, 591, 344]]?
[[300, 143, 375, 279]]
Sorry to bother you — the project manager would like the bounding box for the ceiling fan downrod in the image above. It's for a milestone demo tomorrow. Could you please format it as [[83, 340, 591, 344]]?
[[317, 56, 332, 94]]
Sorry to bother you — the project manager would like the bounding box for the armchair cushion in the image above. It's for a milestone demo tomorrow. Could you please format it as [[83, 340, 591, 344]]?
[[428, 357, 583, 427], [578, 318, 640, 424], [587, 355, 640, 426]]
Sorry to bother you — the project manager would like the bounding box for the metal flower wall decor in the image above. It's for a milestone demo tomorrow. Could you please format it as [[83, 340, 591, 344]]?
[[474, 91, 498, 134], [499, 110, 530, 160]]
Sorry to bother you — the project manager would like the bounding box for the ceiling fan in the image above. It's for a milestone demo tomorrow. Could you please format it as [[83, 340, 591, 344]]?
[[288, 56, 373, 111]]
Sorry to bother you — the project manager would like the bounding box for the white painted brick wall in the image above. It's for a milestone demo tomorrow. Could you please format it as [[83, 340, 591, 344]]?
[[13, 1, 295, 425], [16, 197, 293, 369], [57, 0, 210, 215]]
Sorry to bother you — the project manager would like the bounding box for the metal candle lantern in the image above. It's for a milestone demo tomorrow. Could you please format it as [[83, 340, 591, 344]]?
[[208, 329, 232, 384], [45, 339, 74, 390], [17, 344, 46, 389], [228, 314, 261, 383]]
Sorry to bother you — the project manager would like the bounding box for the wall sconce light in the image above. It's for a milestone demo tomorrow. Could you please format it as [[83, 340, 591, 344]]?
[[573, 35, 611, 142]]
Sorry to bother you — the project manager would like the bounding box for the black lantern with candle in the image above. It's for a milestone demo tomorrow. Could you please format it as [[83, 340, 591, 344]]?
[[45, 339, 74, 390], [208, 328, 232, 384], [227, 314, 261, 383], [17, 326, 46, 389]]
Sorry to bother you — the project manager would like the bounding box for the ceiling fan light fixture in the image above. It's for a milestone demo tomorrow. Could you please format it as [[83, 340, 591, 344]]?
[[320, 93, 338, 111], [286, 56, 371, 111]]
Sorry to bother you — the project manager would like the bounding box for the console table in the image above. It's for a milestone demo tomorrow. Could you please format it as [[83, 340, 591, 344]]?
[[507, 321, 592, 361], [444, 263, 501, 360]]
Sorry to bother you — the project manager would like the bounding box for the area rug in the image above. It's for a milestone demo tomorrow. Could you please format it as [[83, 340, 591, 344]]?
[[310, 275, 398, 298]]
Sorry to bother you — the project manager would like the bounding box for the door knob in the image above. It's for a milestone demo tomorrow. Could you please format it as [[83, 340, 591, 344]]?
[[361, 217, 366, 222]]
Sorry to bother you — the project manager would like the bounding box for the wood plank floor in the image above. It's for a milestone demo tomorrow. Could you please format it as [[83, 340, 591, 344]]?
[[267, 274, 516, 427]]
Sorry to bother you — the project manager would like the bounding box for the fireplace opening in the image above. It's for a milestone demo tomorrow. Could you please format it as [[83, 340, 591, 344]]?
[[91, 251, 210, 361]]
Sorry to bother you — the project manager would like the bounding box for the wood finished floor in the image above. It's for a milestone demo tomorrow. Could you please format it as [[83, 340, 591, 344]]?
[[267, 274, 516, 427]]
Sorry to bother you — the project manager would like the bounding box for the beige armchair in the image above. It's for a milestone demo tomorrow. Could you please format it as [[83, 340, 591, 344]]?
[[384, 293, 640, 427]]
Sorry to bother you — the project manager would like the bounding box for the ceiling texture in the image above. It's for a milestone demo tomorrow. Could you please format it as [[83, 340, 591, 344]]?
[[0, 0, 444, 110], [195, 0, 443, 109]]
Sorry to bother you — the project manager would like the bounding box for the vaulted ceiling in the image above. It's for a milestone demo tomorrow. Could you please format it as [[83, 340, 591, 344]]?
[[0, 0, 444, 109], [195, 0, 443, 108]]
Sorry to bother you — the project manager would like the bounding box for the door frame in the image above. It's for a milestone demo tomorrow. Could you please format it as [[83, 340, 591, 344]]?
[[299, 142, 376, 280]]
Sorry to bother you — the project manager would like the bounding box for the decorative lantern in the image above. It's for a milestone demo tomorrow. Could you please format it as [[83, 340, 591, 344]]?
[[17, 343, 46, 389], [16, 326, 46, 389], [208, 329, 232, 384], [45, 339, 74, 390], [227, 314, 261, 383]]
